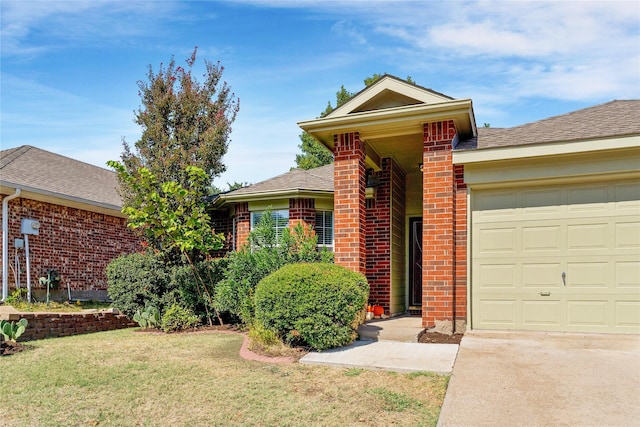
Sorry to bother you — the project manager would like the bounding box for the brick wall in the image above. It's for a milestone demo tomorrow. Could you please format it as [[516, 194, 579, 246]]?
[[0, 197, 139, 294], [234, 202, 250, 251], [454, 164, 467, 321], [333, 132, 367, 275], [210, 208, 234, 257], [1, 309, 135, 341], [366, 158, 391, 312], [289, 198, 316, 228], [422, 120, 457, 328]]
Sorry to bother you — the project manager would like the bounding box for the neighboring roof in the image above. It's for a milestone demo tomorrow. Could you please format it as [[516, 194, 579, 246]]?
[[463, 100, 640, 150], [218, 164, 334, 203], [0, 145, 122, 212]]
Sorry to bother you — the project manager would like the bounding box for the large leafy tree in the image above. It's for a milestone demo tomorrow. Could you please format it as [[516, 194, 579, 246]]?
[[113, 48, 239, 251], [118, 47, 239, 202], [294, 75, 414, 169]]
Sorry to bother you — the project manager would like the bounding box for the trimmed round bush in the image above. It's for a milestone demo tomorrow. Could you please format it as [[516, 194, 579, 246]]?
[[254, 263, 369, 351]]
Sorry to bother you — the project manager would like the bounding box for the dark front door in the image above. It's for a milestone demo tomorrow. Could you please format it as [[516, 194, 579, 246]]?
[[409, 218, 422, 307]]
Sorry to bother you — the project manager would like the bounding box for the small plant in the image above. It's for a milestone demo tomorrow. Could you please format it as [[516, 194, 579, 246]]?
[[5, 288, 27, 305], [161, 304, 199, 332], [133, 306, 161, 329], [1, 318, 28, 343]]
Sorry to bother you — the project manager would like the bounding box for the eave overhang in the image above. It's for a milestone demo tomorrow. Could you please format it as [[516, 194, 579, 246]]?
[[0, 181, 125, 218], [453, 134, 640, 165], [213, 189, 334, 207]]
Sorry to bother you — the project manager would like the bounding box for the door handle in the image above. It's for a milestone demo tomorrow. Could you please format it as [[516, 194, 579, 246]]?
[[540, 291, 551, 296], [562, 272, 567, 287]]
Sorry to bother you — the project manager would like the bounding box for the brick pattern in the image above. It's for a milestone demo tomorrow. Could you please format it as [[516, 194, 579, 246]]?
[[210, 209, 234, 258], [1, 310, 135, 341], [454, 164, 468, 320], [366, 158, 391, 312], [289, 198, 316, 229], [422, 120, 457, 327], [0, 197, 139, 292], [333, 132, 367, 274], [234, 202, 250, 250]]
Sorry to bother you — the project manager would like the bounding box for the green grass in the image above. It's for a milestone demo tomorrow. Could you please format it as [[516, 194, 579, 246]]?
[[1, 329, 449, 426]]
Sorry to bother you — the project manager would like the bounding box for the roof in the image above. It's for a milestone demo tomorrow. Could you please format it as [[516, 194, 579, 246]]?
[[0, 145, 122, 212], [219, 164, 334, 203], [463, 100, 640, 150]]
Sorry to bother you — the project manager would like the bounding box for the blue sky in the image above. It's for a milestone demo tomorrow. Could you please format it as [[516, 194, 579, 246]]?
[[2, 1, 639, 188]]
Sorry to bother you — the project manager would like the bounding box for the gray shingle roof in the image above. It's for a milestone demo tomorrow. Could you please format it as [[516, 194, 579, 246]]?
[[225, 163, 334, 198], [469, 100, 640, 150], [0, 145, 121, 209]]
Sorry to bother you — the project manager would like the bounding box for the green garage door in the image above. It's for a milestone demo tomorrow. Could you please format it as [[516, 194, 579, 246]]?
[[471, 180, 640, 333]]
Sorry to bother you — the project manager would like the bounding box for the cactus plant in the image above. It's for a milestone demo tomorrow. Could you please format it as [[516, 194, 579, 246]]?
[[0, 319, 28, 342], [133, 306, 160, 329]]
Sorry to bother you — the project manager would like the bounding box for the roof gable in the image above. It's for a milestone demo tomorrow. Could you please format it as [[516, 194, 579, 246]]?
[[325, 75, 454, 118]]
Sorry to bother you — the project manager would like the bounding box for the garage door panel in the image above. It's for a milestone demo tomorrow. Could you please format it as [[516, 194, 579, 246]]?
[[522, 263, 562, 287], [567, 223, 608, 249], [472, 180, 640, 333], [615, 302, 640, 327], [522, 226, 561, 251], [616, 261, 640, 287], [566, 262, 608, 287], [478, 228, 516, 253], [566, 300, 608, 327], [476, 299, 517, 325], [615, 222, 640, 249], [478, 264, 516, 287], [522, 300, 562, 326]]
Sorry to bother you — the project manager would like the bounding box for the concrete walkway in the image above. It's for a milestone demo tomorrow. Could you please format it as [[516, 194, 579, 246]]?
[[438, 330, 640, 427], [300, 340, 459, 373], [300, 316, 459, 373]]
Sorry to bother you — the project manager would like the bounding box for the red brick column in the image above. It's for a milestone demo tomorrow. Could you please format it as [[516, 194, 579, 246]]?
[[454, 165, 468, 324], [234, 203, 250, 251], [422, 120, 456, 328], [333, 132, 366, 275], [289, 198, 316, 229], [366, 158, 391, 312]]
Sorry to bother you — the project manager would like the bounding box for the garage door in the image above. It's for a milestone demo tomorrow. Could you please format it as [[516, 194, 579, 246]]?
[[471, 180, 640, 333]]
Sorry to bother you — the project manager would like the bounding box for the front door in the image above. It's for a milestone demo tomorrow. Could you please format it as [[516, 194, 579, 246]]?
[[409, 218, 422, 308]]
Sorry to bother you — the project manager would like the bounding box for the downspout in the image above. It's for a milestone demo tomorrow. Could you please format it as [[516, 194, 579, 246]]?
[[2, 188, 21, 301]]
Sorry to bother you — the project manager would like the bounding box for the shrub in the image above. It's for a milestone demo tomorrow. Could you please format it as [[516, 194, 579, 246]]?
[[214, 210, 333, 324], [254, 263, 369, 351], [171, 257, 228, 323], [106, 252, 178, 317], [161, 304, 199, 332]]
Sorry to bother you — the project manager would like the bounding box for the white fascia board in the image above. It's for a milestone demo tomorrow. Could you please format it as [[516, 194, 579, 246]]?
[[453, 134, 640, 165], [218, 189, 334, 205], [0, 182, 124, 217]]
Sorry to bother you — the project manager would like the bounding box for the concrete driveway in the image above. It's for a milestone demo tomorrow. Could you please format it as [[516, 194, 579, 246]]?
[[438, 330, 640, 427]]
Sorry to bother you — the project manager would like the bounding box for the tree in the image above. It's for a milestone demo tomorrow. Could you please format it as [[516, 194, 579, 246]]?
[[107, 162, 224, 325], [294, 75, 414, 170], [114, 48, 239, 251]]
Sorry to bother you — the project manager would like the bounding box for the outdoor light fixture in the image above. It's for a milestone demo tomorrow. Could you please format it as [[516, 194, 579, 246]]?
[[418, 163, 424, 172]]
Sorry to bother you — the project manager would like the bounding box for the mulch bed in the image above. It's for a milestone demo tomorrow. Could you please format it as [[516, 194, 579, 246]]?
[[418, 331, 464, 344], [1, 341, 33, 356]]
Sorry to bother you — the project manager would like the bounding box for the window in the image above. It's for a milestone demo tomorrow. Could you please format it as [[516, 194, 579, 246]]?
[[315, 211, 333, 248], [251, 210, 289, 241]]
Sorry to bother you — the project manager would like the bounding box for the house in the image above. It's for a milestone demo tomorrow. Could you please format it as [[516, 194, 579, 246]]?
[[217, 75, 640, 334], [0, 146, 140, 301]]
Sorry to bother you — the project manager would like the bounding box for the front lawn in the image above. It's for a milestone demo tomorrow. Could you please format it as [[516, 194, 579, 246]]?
[[0, 329, 448, 426]]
